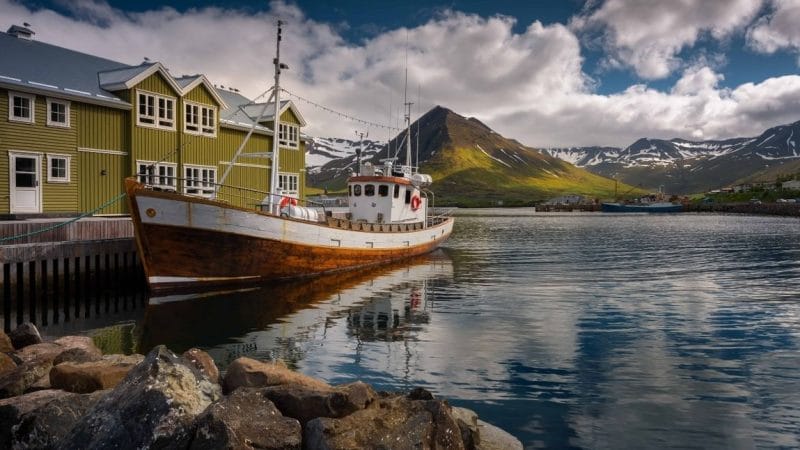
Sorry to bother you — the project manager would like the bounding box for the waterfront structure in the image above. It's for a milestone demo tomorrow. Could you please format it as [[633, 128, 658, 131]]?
[[0, 24, 306, 218]]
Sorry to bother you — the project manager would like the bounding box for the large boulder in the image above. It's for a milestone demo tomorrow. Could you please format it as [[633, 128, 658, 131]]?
[[8, 324, 41, 350], [10, 390, 108, 449], [50, 354, 144, 394], [0, 389, 71, 448], [52, 337, 102, 364], [0, 356, 54, 399], [262, 381, 376, 426], [223, 357, 331, 393], [59, 345, 221, 449], [304, 393, 466, 450], [452, 407, 480, 450], [0, 331, 13, 353], [190, 387, 301, 449], [14, 343, 63, 365], [182, 348, 219, 385]]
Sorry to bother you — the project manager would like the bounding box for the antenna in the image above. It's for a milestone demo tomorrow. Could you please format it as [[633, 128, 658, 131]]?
[[268, 19, 285, 214], [416, 84, 420, 172], [355, 130, 368, 176]]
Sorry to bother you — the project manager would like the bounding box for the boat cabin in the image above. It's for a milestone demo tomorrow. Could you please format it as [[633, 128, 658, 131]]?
[[347, 160, 431, 225]]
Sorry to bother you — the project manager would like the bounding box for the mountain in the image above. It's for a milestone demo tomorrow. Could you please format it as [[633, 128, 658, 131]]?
[[307, 106, 628, 206], [540, 120, 800, 194]]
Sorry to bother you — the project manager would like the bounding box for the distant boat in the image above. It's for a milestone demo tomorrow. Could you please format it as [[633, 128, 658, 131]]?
[[601, 202, 684, 213]]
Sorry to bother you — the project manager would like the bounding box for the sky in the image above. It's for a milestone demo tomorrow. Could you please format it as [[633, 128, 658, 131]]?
[[3, 0, 800, 147]]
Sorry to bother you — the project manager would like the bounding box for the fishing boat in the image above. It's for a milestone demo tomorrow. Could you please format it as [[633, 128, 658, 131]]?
[[601, 202, 684, 213], [126, 22, 454, 293]]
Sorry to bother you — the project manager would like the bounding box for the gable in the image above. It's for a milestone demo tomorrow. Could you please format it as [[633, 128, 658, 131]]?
[[184, 82, 220, 106], [134, 71, 181, 97]]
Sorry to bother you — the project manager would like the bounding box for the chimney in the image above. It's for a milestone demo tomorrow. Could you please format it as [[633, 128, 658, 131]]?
[[7, 24, 35, 40]]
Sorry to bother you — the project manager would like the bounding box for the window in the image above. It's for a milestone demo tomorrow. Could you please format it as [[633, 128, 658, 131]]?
[[365, 184, 375, 196], [379, 185, 389, 197], [46, 99, 70, 127], [185, 165, 217, 197], [136, 161, 176, 190], [405, 188, 412, 204], [278, 123, 299, 149], [348, 185, 352, 196], [393, 184, 400, 198], [9, 92, 34, 123], [353, 185, 362, 196], [185, 102, 216, 136], [278, 173, 299, 195], [137, 91, 175, 129], [47, 154, 70, 183]]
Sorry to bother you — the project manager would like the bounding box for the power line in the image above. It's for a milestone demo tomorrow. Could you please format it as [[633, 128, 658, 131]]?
[[281, 88, 401, 132]]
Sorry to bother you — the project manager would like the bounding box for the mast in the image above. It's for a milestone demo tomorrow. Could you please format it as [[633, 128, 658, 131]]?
[[403, 34, 413, 171], [268, 20, 284, 213]]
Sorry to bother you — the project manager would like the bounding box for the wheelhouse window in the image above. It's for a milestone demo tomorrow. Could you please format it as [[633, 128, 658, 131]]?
[[278, 172, 299, 196], [137, 91, 175, 130], [46, 99, 70, 127], [405, 188, 412, 204], [47, 154, 70, 183], [9, 92, 34, 123], [378, 185, 389, 197], [393, 184, 400, 198], [353, 185, 362, 196], [185, 165, 217, 197], [365, 184, 375, 196], [137, 161, 176, 190], [185, 102, 216, 136], [278, 123, 299, 149]]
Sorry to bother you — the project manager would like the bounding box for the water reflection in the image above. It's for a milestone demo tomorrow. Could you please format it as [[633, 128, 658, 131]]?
[[136, 251, 453, 371]]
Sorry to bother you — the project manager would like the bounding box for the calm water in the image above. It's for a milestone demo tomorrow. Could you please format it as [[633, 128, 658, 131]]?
[[53, 211, 800, 448]]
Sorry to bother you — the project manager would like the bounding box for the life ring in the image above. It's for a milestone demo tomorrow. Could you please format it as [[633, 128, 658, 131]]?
[[410, 195, 421, 211], [279, 196, 298, 208]]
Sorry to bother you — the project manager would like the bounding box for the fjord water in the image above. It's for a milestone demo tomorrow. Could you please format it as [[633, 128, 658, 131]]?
[[95, 211, 800, 448]]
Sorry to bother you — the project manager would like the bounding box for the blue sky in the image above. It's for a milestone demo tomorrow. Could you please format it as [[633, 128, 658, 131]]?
[[3, 0, 800, 147]]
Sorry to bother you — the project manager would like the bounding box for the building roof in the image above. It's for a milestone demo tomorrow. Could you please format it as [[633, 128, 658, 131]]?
[[0, 25, 302, 132], [0, 30, 131, 107]]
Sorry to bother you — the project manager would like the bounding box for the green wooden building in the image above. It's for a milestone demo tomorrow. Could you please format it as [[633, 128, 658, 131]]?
[[0, 24, 307, 218]]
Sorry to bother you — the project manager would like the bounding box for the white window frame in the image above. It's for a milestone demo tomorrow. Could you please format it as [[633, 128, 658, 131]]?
[[9, 91, 35, 124], [46, 153, 71, 183], [136, 90, 175, 130], [278, 123, 299, 149], [46, 98, 70, 128], [184, 101, 217, 137], [136, 160, 177, 191], [184, 164, 217, 198], [278, 172, 299, 197]]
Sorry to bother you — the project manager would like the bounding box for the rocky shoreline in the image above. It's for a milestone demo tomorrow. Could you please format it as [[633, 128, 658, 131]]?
[[0, 323, 522, 449]]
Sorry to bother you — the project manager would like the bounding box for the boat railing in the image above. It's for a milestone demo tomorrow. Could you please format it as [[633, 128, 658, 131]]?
[[136, 175, 327, 217], [427, 207, 455, 226]]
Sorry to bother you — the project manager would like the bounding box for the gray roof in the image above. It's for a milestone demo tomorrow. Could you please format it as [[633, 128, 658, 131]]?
[[98, 63, 155, 89], [0, 31, 131, 105], [175, 75, 202, 88], [216, 88, 289, 132]]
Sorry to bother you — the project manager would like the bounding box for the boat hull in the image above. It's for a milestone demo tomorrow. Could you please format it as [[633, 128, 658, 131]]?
[[126, 180, 454, 292], [601, 202, 684, 213]]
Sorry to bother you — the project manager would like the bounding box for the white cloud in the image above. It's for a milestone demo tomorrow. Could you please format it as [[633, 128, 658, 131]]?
[[747, 0, 800, 59], [1, 0, 799, 149], [572, 0, 764, 79]]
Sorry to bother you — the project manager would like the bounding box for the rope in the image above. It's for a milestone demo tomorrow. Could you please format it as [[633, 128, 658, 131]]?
[[281, 88, 401, 131], [0, 192, 127, 243]]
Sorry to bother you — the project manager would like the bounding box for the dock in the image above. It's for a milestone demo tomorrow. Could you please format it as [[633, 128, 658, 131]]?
[[0, 217, 144, 332]]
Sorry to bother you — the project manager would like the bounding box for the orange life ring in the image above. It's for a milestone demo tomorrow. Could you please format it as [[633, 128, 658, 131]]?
[[410, 195, 421, 211], [279, 196, 298, 208]]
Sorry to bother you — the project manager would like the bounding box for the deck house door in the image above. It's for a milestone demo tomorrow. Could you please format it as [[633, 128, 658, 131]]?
[[9, 152, 42, 213]]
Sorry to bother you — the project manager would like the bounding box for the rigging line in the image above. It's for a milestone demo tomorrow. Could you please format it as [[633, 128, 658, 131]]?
[[280, 88, 401, 131]]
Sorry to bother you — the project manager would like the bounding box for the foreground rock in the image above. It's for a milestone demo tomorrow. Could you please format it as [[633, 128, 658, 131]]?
[[50, 354, 144, 394], [8, 323, 41, 350], [0, 331, 13, 353], [60, 346, 221, 449], [223, 357, 332, 393], [190, 387, 301, 449], [0, 390, 70, 448], [304, 389, 466, 450], [262, 381, 377, 426], [0, 355, 54, 399], [182, 348, 219, 385], [11, 390, 107, 449]]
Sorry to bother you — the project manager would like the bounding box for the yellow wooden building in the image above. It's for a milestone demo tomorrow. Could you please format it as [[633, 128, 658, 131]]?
[[0, 24, 307, 218]]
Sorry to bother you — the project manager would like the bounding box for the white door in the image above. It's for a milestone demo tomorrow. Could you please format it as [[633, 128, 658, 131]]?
[[9, 152, 42, 213]]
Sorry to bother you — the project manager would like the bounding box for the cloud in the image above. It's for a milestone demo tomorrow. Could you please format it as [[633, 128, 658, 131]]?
[[1, 0, 799, 149], [746, 0, 800, 60], [572, 0, 764, 79]]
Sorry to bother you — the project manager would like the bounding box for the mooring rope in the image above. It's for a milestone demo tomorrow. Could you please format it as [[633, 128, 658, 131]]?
[[0, 192, 128, 244]]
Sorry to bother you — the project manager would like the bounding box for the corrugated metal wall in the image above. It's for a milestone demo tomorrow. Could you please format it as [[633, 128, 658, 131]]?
[[78, 152, 128, 214], [77, 104, 128, 151]]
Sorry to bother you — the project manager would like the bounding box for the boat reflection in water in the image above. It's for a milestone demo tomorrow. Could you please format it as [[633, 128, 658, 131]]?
[[136, 250, 453, 371]]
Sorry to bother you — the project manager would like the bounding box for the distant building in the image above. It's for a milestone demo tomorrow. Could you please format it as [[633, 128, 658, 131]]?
[[781, 180, 800, 190], [0, 24, 307, 217], [544, 194, 588, 205]]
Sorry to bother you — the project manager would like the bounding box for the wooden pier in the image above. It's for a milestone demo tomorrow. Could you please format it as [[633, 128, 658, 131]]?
[[0, 217, 145, 332]]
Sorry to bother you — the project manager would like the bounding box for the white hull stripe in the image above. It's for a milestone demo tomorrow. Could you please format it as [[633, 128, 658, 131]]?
[[149, 275, 261, 284]]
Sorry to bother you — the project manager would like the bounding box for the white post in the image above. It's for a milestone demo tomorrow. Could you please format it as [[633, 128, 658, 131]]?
[[268, 20, 284, 214]]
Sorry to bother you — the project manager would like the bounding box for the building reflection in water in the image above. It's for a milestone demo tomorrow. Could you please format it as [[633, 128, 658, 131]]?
[[133, 251, 453, 371]]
